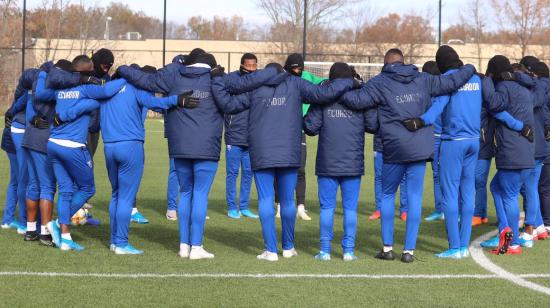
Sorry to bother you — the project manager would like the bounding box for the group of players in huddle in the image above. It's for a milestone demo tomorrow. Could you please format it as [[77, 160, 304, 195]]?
[[2, 44, 550, 262]]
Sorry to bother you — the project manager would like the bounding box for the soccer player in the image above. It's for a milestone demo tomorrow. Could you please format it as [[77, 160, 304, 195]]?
[[303, 62, 370, 261], [340, 48, 475, 263], [47, 55, 126, 251], [535, 61, 550, 235], [212, 62, 353, 261], [411, 46, 482, 258], [116, 53, 279, 259], [1, 92, 30, 234], [421, 61, 445, 222], [225, 53, 259, 219], [482, 55, 536, 255]]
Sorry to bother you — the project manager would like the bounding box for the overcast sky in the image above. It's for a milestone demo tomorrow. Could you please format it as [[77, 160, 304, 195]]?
[[25, 0, 493, 30]]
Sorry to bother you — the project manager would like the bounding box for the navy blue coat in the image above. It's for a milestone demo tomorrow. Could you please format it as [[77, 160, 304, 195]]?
[[117, 63, 279, 160], [10, 69, 40, 126], [341, 63, 475, 164], [479, 107, 496, 160], [532, 78, 550, 159], [224, 71, 249, 147], [483, 77, 535, 169], [304, 101, 375, 177], [22, 70, 56, 154], [212, 75, 353, 170]]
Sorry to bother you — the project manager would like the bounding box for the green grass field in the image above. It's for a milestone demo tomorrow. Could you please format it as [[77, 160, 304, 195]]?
[[1, 119, 550, 307]]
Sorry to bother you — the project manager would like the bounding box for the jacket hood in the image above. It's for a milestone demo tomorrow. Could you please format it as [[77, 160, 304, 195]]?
[[181, 65, 210, 78], [264, 72, 291, 87], [382, 63, 420, 84], [40, 61, 54, 73], [515, 72, 535, 89]]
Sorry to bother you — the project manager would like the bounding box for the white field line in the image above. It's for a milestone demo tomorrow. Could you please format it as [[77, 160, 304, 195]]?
[[470, 230, 550, 296], [0, 271, 550, 280]]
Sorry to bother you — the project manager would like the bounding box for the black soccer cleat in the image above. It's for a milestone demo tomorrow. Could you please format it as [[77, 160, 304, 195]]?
[[24, 231, 39, 242], [39, 234, 54, 247], [401, 252, 414, 263], [375, 249, 395, 261]]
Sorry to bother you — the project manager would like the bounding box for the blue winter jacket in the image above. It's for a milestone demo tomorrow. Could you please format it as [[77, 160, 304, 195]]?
[[212, 75, 353, 170], [2, 93, 28, 153], [479, 107, 496, 160], [9, 69, 40, 127], [22, 70, 57, 154], [341, 63, 475, 164], [421, 69, 482, 140], [224, 71, 250, 147], [98, 81, 178, 143], [483, 77, 535, 169], [304, 101, 375, 177], [50, 79, 125, 144], [532, 78, 550, 159], [116, 63, 279, 160]]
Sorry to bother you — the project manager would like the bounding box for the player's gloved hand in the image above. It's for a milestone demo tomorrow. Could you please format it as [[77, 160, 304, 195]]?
[[210, 65, 225, 78], [521, 124, 534, 142], [350, 66, 363, 81], [545, 126, 550, 142], [352, 78, 363, 89], [402, 118, 425, 132], [4, 111, 13, 128], [80, 75, 104, 85], [501, 71, 515, 81], [53, 113, 65, 127], [31, 116, 49, 129], [177, 91, 200, 109]]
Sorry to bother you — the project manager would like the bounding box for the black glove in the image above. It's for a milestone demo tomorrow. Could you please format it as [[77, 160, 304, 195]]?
[[80, 75, 104, 85], [521, 124, 534, 143], [210, 65, 225, 78], [352, 78, 363, 89], [501, 71, 515, 81], [31, 116, 49, 129], [4, 111, 13, 128], [545, 127, 550, 142], [111, 68, 122, 80], [53, 113, 65, 127], [402, 118, 425, 132], [177, 91, 200, 109], [350, 66, 363, 81]]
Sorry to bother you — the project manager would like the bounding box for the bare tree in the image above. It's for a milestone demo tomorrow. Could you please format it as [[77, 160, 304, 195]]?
[[492, 0, 550, 58], [256, 0, 355, 56]]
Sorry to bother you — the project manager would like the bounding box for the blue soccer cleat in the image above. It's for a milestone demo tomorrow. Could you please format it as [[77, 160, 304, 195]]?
[[314, 251, 331, 261], [227, 209, 241, 219], [115, 244, 144, 255], [460, 247, 470, 258], [425, 211, 444, 221], [519, 236, 534, 248], [435, 248, 462, 259], [343, 252, 358, 261], [240, 209, 259, 219], [50, 220, 61, 248], [131, 211, 149, 224], [480, 235, 499, 248], [9, 221, 25, 233], [60, 239, 84, 251]]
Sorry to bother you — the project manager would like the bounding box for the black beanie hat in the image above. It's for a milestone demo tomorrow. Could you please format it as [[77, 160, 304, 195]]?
[[532, 61, 550, 78], [520, 56, 539, 72], [195, 53, 217, 68], [140, 65, 157, 74], [172, 54, 186, 64], [329, 62, 353, 80], [284, 53, 304, 75], [54, 59, 73, 72], [91, 48, 114, 77], [436, 45, 462, 74], [422, 60, 441, 75], [487, 55, 512, 77], [185, 48, 206, 65]]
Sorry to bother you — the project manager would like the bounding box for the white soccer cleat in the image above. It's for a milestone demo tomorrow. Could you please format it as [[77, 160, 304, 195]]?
[[257, 250, 279, 262], [275, 203, 281, 219], [110, 244, 116, 252], [189, 246, 214, 260], [166, 210, 177, 221], [0, 224, 9, 229], [297, 204, 311, 221], [282, 248, 298, 258], [178, 243, 190, 258]]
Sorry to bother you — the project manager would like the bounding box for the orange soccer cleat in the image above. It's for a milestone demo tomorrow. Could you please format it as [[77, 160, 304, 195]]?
[[400, 212, 408, 222], [472, 216, 489, 226], [369, 210, 381, 221]]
